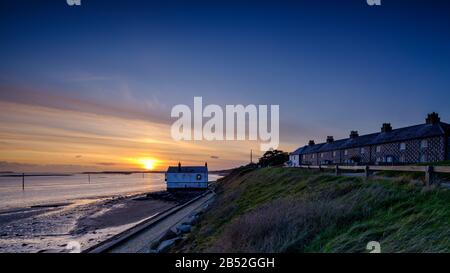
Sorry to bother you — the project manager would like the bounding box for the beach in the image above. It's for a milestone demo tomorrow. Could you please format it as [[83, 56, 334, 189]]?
[[0, 192, 175, 252], [0, 173, 220, 253]]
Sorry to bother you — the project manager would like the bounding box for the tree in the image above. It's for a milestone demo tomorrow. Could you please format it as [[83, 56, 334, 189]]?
[[258, 150, 289, 167]]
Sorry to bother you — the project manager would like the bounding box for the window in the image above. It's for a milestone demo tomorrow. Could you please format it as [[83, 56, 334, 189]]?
[[344, 150, 348, 156], [320, 153, 324, 158], [360, 147, 365, 154], [400, 142, 406, 151], [420, 140, 428, 149], [376, 146, 381, 153], [312, 154, 315, 159], [420, 154, 427, 163], [399, 155, 405, 163], [332, 151, 336, 157]]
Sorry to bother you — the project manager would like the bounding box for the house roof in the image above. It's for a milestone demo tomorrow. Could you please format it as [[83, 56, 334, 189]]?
[[291, 121, 450, 155], [166, 166, 208, 173]]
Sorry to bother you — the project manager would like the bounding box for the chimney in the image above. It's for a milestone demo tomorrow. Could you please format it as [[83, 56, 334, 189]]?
[[426, 112, 440, 124], [205, 162, 208, 168], [326, 136, 334, 143], [178, 162, 181, 171], [381, 123, 392, 133], [350, 131, 359, 139], [308, 140, 315, 146]]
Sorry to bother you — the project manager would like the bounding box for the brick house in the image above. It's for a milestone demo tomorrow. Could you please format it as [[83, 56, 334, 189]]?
[[289, 113, 450, 166]]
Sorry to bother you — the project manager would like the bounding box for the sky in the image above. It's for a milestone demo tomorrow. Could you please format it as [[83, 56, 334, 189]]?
[[1, 0, 450, 172]]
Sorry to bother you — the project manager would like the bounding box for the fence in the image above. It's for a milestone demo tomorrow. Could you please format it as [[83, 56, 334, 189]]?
[[297, 164, 450, 186]]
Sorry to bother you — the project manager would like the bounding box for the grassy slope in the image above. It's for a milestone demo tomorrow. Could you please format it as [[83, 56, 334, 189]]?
[[176, 167, 450, 253]]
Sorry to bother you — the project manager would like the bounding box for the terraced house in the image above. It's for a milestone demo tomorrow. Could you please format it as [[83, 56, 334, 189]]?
[[289, 113, 450, 166]]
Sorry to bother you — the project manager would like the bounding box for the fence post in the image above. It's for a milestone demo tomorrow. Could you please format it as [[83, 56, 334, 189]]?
[[335, 165, 339, 176], [425, 165, 434, 186], [364, 165, 370, 180]]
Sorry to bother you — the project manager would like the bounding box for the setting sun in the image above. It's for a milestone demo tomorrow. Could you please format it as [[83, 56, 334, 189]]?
[[139, 158, 157, 170]]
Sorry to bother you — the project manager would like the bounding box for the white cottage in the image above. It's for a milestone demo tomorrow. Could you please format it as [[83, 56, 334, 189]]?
[[165, 162, 208, 190]]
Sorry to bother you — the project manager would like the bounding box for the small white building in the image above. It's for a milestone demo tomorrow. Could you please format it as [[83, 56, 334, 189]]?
[[165, 162, 208, 190], [289, 147, 304, 167]]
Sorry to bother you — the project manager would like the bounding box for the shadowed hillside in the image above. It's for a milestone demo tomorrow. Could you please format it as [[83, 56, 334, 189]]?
[[175, 167, 450, 253]]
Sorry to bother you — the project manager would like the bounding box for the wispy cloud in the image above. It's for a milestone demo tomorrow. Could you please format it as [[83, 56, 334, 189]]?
[[0, 100, 261, 172], [95, 162, 117, 166], [0, 84, 171, 125]]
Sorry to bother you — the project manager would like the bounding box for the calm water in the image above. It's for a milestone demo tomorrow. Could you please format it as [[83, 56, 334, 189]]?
[[0, 173, 220, 211]]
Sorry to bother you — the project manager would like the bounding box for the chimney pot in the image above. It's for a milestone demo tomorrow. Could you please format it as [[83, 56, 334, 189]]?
[[308, 140, 315, 146], [350, 131, 359, 139], [205, 162, 208, 167], [178, 162, 181, 171], [381, 123, 392, 133], [426, 112, 440, 124], [326, 136, 334, 143]]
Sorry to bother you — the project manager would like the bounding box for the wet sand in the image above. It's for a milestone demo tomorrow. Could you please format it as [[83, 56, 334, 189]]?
[[0, 193, 177, 253]]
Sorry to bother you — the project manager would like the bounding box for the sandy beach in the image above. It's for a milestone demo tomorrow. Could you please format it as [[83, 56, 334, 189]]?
[[0, 172, 221, 253], [0, 192, 180, 253]]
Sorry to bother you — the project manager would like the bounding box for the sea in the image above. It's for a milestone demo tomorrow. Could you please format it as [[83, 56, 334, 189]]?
[[0, 172, 221, 211]]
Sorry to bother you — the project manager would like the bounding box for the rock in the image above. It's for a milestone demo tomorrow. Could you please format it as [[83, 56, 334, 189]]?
[[188, 211, 200, 218], [156, 237, 181, 253], [160, 229, 177, 241], [150, 229, 177, 249], [184, 215, 199, 225], [176, 224, 191, 234]]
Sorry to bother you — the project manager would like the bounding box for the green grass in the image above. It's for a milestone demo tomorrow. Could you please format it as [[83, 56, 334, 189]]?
[[174, 167, 450, 253]]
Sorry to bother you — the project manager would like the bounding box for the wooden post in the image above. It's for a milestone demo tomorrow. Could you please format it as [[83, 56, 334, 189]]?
[[364, 165, 370, 180], [88, 174, 91, 184], [335, 165, 339, 176], [425, 165, 434, 186], [22, 173, 25, 191]]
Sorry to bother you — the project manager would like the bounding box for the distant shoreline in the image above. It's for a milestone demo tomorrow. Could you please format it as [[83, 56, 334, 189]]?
[[0, 173, 73, 177], [0, 168, 234, 177]]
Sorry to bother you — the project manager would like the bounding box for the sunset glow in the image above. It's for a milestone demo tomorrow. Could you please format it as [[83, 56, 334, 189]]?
[[1, 1, 449, 174], [139, 158, 157, 170]]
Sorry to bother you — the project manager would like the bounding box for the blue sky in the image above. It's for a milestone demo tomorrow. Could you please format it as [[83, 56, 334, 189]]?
[[1, 0, 450, 171]]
